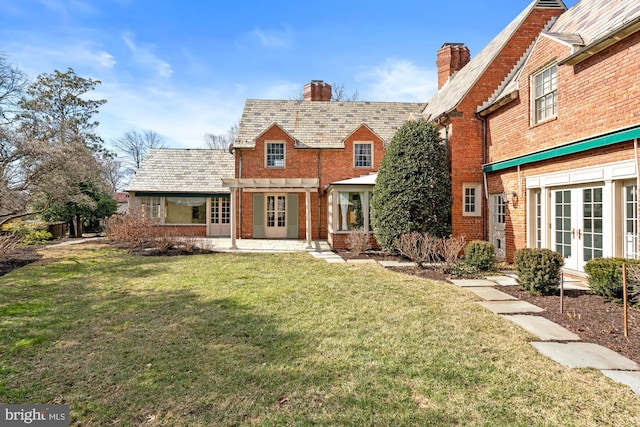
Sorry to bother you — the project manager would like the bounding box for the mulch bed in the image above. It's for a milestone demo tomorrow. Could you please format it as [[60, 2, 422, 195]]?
[[337, 249, 640, 365], [0, 246, 42, 277]]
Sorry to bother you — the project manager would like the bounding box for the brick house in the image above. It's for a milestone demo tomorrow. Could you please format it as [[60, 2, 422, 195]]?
[[424, 0, 567, 259], [223, 81, 424, 249], [127, 149, 235, 236], [475, 0, 640, 273]]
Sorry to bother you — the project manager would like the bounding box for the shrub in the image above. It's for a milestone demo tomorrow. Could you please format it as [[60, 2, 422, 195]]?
[[395, 232, 465, 272], [371, 119, 451, 251], [346, 227, 371, 256], [584, 257, 640, 303], [464, 240, 496, 272], [0, 233, 21, 257], [1, 219, 53, 245], [514, 248, 564, 295], [104, 208, 156, 249]]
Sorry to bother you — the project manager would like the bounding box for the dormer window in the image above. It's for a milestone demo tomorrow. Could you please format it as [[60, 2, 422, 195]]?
[[532, 64, 557, 124], [266, 142, 285, 168]]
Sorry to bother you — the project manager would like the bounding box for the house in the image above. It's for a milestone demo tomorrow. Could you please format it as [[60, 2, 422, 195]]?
[[476, 0, 640, 273], [127, 149, 235, 236], [223, 80, 425, 249], [114, 192, 129, 214], [424, 0, 567, 259]]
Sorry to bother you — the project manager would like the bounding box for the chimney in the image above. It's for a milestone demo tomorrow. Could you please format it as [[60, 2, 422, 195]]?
[[303, 80, 332, 101], [436, 43, 470, 90]]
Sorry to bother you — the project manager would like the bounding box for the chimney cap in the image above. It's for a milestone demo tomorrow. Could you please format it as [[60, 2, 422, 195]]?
[[440, 42, 466, 48]]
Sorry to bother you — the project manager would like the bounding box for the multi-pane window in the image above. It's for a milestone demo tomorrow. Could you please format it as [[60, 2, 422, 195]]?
[[582, 188, 603, 262], [338, 192, 369, 231], [354, 143, 372, 168], [554, 190, 572, 258], [625, 185, 638, 259], [211, 197, 231, 225], [463, 184, 481, 216], [140, 196, 161, 220], [266, 142, 285, 168], [533, 64, 557, 124], [492, 194, 506, 225]]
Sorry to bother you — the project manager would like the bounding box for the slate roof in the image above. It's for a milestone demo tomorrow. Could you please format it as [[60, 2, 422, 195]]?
[[550, 0, 640, 45], [423, 0, 565, 121], [127, 149, 235, 194], [234, 100, 426, 149], [480, 0, 640, 113]]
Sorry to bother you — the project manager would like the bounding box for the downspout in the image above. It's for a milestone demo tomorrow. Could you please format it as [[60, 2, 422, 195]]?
[[633, 138, 640, 259], [478, 113, 488, 241], [317, 149, 322, 244]]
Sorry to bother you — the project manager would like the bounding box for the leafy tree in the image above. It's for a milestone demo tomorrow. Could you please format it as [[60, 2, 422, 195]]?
[[371, 118, 451, 251], [2, 67, 109, 233]]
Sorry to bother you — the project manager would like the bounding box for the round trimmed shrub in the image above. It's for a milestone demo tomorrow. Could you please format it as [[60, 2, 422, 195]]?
[[584, 257, 640, 303], [464, 240, 496, 271], [514, 248, 564, 296]]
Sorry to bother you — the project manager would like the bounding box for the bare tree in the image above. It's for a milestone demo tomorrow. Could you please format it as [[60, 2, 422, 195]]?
[[203, 122, 238, 149], [0, 55, 29, 125], [112, 129, 165, 171]]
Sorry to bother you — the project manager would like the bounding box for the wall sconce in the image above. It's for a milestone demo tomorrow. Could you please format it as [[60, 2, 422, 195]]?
[[510, 191, 519, 208]]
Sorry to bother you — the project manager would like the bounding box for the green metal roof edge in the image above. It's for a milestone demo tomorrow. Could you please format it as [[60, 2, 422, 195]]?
[[130, 192, 230, 198], [483, 126, 640, 173]]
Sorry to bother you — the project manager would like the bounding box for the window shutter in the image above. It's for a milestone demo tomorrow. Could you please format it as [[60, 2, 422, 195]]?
[[286, 194, 298, 238], [253, 194, 265, 238]]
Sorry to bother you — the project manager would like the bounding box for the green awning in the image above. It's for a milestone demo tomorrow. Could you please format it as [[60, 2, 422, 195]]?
[[483, 126, 640, 173]]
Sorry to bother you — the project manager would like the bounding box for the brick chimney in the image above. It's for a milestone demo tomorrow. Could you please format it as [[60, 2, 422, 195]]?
[[303, 80, 332, 101], [436, 43, 470, 89]]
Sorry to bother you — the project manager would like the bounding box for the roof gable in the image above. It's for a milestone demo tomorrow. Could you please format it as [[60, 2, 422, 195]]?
[[235, 99, 425, 149], [424, 0, 565, 121], [127, 149, 235, 194]]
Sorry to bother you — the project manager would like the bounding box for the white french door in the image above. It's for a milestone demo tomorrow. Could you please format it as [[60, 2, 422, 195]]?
[[209, 197, 231, 236], [552, 187, 603, 270], [265, 194, 287, 238]]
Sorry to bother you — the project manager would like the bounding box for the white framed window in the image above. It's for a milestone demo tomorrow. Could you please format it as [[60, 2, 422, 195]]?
[[462, 183, 482, 216], [532, 64, 557, 124], [534, 190, 542, 249], [266, 141, 285, 168], [139, 196, 162, 220], [354, 142, 373, 168]]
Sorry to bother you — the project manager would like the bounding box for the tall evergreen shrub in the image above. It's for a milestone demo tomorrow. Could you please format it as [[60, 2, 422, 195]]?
[[371, 119, 451, 251]]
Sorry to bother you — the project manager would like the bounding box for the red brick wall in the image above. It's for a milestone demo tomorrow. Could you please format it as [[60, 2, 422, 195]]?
[[158, 225, 206, 237], [446, 7, 564, 243], [329, 232, 380, 251], [236, 124, 384, 240], [484, 29, 640, 261]]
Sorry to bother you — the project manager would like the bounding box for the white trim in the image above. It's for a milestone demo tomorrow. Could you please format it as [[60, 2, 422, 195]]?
[[462, 183, 482, 217], [265, 140, 286, 168], [353, 141, 374, 168], [526, 160, 638, 188]]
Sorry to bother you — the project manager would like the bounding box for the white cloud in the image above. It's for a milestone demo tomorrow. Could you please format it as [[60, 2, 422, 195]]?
[[250, 26, 292, 48], [358, 59, 438, 102], [121, 33, 173, 78]]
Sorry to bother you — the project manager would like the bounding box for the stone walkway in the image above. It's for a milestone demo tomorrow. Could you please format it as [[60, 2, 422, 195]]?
[[450, 276, 640, 396]]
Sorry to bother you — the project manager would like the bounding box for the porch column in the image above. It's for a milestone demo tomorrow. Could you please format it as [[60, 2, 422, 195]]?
[[230, 187, 237, 250], [305, 188, 312, 249]]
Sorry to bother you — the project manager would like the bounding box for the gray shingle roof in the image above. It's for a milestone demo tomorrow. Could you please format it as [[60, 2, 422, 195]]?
[[127, 149, 234, 194], [423, 0, 557, 121], [550, 0, 640, 45], [234, 99, 426, 149]]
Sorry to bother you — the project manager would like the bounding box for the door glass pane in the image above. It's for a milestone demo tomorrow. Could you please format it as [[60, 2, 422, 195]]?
[[582, 188, 603, 262], [625, 185, 638, 259], [554, 190, 572, 258]]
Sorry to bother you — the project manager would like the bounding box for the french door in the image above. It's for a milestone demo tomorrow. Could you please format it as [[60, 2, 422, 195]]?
[[209, 197, 231, 236], [265, 194, 287, 238], [490, 194, 506, 261], [552, 187, 603, 270]]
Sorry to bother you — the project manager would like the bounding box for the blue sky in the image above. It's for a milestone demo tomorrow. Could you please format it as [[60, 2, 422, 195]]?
[[1, 0, 578, 150]]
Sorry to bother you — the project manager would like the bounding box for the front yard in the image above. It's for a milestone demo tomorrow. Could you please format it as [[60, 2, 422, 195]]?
[[1, 242, 639, 426]]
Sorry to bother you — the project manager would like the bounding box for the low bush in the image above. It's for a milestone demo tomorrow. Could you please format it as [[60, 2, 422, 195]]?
[[1, 219, 53, 245], [584, 257, 640, 304], [395, 232, 465, 272], [514, 248, 564, 295], [347, 227, 371, 256], [104, 209, 156, 250], [464, 240, 496, 272]]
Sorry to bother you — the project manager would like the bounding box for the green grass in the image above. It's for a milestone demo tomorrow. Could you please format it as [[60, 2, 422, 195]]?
[[1, 243, 639, 426]]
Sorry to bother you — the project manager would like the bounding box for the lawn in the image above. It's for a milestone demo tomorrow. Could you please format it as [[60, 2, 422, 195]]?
[[1, 242, 639, 426]]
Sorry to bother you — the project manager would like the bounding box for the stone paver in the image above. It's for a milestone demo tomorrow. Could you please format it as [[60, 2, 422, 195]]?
[[501, 315, 580, 341], [530, 342, 640, 370], [601, 370, 640, 395], [465, 287, 517, 301], [449, 279, 499, 288], [476, 300, 544, 314], [485, 275, 519, 286], [347, 259, 377, 264]]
